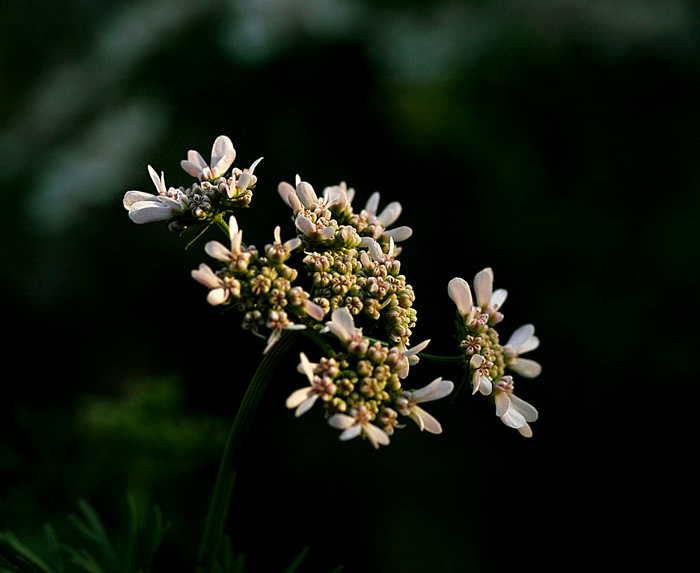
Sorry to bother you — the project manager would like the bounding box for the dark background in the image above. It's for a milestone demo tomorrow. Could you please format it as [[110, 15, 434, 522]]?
[[0, 1, 694, 571]]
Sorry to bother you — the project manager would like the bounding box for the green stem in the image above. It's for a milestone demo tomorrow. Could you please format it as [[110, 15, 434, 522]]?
[[197, 329, 299, 572], [417, 352, 465, 364]]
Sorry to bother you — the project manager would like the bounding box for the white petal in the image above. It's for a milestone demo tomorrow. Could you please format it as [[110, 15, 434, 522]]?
[[319, 226, 336, 241], [474, 267, 494, 309], [123, 191, 156, 208], [500, 406, 528, 429], [363, 423, 390, 448], [510, 394, 539, 422], [339, 425, 363, 442], [148, 165, 166, 194], [326, 307, 356, 343], [295, 215, 316, 236], [210, 135, 235, 175], [491, 288, 508, 310], [384, 226, 413, 242], [278, 181, 296, 207], [494, 391, 511, 417], [128, 202, 172, 224], [402, 339, 431, 362], [295, 182, 318, 208], [295, 394, 319, 417], [286, 387, 314, 410], [412, 378, 454, 403], [365, 191, 380, 215], [248, 156, 263, 174], [204, 240, 232, 262], [506, 324, 536, 351], [518, 424, 533, 438], [328, 413, 355, 430], [298, 352, 315, 383], [191, 264, 221, 289], [509, 358, 542, 378], [410, 407, 443, 434], [377, 201, 402, 227], [448, 278, 473, 315], [206, 288, 228, 306]]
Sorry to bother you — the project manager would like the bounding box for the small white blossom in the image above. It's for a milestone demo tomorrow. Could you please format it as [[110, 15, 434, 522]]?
[[181, 135, 236, 182], [362, 191, 413, 243], [448, 268, 507, 328], [328, 405, 390, 449], [123, 165, 188, 224], [320, 307, 368, 353], [494, 376, 538, 437], [397, 338, 431, 379], [202, 215, 250, 270], [469, 354, 493, 395], [504, 324, 542, 378], [285, 352, 336, 417], [191, 263, 235, 306], [395, 377, 454, 434]]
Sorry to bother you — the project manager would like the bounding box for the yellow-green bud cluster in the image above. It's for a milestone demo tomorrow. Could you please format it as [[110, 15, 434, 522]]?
[[309, 341, 409, 436]]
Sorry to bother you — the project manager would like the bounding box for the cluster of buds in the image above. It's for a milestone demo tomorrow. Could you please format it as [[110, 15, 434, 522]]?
[[191, 215, 325, 352], [279, 177, 417, 347], [449, 268, 541, 436], [123, 135, 544, 448], [286, 308, 451, 448], [123, 136, 261, 231]]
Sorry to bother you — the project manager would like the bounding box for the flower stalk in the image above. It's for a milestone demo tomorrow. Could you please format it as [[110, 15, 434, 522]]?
[[196, 329, 300, 573]]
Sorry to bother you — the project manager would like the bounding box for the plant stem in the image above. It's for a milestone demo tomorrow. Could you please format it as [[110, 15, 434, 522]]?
[[417, 352, 465, 364], [197, 329, 299, 573]]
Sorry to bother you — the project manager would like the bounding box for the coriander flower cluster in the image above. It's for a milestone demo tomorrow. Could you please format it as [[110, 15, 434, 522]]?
[[123, 135, 544, 448], [449, 269, 541, 436]]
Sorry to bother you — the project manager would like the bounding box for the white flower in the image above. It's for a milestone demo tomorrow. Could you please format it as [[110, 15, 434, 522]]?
[[469, 354, 493, 395], [285, 353, 336, 417], [181, 135, 236, 182], [504, 324, 542, 378], [191, 263, 236, 306], [320, 306, 366, 351], [202, 215, 250, 270], [263, 311, 307, 354], [494, 376, 538, 437], [448, 268, 507, 328], [328, 405, 390, 449], [395, 377, 454, 434], [396, 338, 431, 379], [123, 165, 188, 224], [278, 176, 350, 214], [362, 191, 412, 242]]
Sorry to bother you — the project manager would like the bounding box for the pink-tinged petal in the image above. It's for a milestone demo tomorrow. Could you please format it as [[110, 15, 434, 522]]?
[[286, 387, 313, 409], [506, 324, 535, 351], [491, 288, 508, 310], [510, 395, 539, 422], [328, 413, 355, 431], [278, 182, 296, 207], [210, 135, 235, 175], [377, 201, 402, 227], [474, 267, 494, 308], [123, 191, 156, 208], [180, 160, 203, 178], [509, 358, 542, 378], [191, 264, 221, 289], [518, 424, 533, 438], [284, 237, 303, 251], [384, 226, 413, 242], [363, 423, 390, 448], [295, 216, 316, 236], [298, 352, 315, 383], [305, 300, 326, 321], [365, 192, 380, 216], [494, 391, 511, 417], [325, 307, 356, 342], [402, 339, 430, 363], [236, 172, 251, 190], [448, 277, 473, 315], [204, 240, 232, 261], [128, 202, 172, 224], [410, 407, 443, 434], [187, 149, 207, 169], [206, 288, 228, 306]]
